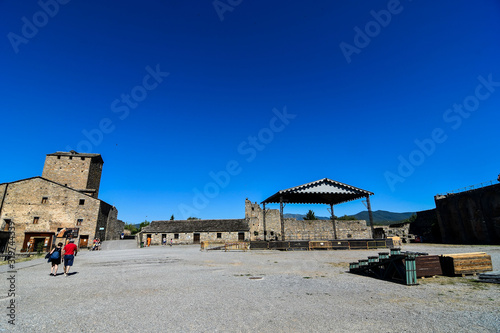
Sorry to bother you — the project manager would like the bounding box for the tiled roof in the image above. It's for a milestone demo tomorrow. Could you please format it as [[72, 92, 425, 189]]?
[[141, 219, 249, 233]]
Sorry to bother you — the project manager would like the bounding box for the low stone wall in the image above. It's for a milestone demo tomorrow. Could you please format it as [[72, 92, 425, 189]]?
[[284, 219, 371, 240]]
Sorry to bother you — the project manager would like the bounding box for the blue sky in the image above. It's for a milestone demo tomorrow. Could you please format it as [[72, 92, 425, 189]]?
[[1, 0, 499, 223]]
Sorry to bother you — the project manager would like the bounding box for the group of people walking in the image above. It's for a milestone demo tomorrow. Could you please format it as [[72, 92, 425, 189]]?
[[47, 239, 78, 277]]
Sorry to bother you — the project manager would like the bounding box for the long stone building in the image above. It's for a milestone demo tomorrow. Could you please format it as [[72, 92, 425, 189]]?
[[0, 151, 123, 253]]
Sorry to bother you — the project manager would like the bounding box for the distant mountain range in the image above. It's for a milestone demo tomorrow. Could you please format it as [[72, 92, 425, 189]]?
[[284, 210, 415, 225]]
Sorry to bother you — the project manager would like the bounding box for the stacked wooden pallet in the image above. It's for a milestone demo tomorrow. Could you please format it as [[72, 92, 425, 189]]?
[[440, 252, 493, 276], [415, 255, 442, 278]]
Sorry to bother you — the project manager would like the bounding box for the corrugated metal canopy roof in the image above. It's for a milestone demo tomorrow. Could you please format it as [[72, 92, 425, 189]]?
[[261, 178, 373, 205]]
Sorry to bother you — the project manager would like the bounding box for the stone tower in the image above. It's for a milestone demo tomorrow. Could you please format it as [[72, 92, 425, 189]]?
[[41, 151, 104, 198]]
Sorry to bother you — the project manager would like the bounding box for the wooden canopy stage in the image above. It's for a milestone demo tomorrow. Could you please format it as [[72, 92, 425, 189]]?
[[261, 178, 375, 241]]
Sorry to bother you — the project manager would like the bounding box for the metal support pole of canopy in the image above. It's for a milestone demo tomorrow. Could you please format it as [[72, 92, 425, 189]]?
[[280, 197, 285, 241], [328, 203, 337, 240], [366, 195, 375, 239], [263, 202, 267, 241]]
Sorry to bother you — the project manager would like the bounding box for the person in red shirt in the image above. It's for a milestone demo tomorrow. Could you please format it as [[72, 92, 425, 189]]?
[[63, 239, 78, 277]]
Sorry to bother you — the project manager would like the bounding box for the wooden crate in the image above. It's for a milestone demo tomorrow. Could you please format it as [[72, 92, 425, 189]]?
[[440, 252, 493, 276], [415, 255, 443, 278], [309, 241, 332, 250]]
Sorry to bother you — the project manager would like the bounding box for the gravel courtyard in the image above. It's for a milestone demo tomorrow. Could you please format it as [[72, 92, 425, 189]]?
[[1, 241, 499, 332]]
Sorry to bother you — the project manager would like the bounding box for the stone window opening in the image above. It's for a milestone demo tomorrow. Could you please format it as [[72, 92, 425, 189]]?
[[270, 231, 274, 236], [57, 156, 61, 159], [69, 156, 72, 160], [347, 234, 352, 238], [81, 157, 85, 160], [79, 199, 85, 205], [76, 219, 83, 226], [3, 219, 11, 231], [33, 217, 39, 224], [41, 197, 48, 204], [174, 233, 179, 239], [217, 233, 222, 239]]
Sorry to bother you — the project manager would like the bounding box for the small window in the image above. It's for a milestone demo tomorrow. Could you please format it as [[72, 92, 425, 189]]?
[[69, 156, 72, 160], [33, 217, 39, 224], [41, 197, 48, 204], [3, 219, 11, 232], [217, 233, 222, 239], [174, 233, 179, 239], [76, 219, 83, 226], [57, 156, 61, 159], [270, 231, 274, 236], [254, 231, 258, 236], [347, 234, 352, 238], [81, 157, 85, 160], [79, 199, 85, 205]]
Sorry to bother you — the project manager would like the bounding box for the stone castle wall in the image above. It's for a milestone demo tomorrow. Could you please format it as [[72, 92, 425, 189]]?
[[335, 220, 372, 239], [435, 183, 500, 244], [246, 199, 281, 240]]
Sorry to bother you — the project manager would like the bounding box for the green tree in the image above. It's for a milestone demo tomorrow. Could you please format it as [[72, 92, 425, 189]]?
[[139, 220, 150, 229], [304, 210, 318, 220], [124, 223, 139, 235], [170, 214, 175, 220], [400, 214, 417, 224], [338, 215, 357, 221], [187, 217, 200, 220]]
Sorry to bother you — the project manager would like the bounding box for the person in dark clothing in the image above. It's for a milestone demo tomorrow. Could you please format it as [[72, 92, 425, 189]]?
[[49, 243, 63, 276]]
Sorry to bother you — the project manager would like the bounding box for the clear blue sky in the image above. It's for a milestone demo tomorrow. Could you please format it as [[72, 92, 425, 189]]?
[[1, 0, 499, 223]]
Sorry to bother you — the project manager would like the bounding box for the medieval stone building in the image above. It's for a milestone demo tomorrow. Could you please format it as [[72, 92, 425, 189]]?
[[0, 151, 123, 253], [139, 219, 250, 246]]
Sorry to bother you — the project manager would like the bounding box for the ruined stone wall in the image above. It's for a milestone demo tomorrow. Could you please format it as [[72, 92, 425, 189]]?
[[335, 220, 372, 239], [373, 223, 411, 240], [246, 199, 281, 240], [0, 178, 102, 251], [435, 183, 500, 244], [284, 218, 334, 240]]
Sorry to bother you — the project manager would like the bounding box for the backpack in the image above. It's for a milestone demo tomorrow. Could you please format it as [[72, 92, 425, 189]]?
[[50, 249, 60, 260]]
